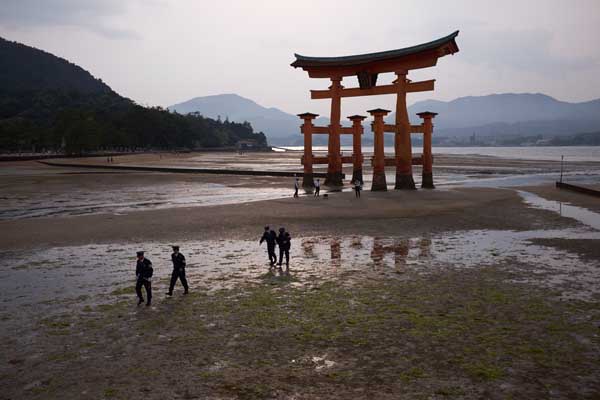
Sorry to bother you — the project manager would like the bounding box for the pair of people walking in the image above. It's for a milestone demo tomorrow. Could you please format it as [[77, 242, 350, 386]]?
[[294, 177, 321, 197], [259, 226, 292, 268], [314, 178, 321, 197], [134, 245, 189, 306]]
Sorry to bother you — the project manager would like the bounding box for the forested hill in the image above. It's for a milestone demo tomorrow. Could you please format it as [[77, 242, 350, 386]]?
[[0, 37, 114, 95], [0, 37, 267, 153]]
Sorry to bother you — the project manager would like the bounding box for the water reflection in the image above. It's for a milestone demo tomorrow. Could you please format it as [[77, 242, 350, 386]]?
[[302, 238, 316, 258], [370, 237, 385, 266], [350, 237, 363, 249], [330, 238, 341, 267], [419, 238, 432, 258], [369, 238, 420, 269]]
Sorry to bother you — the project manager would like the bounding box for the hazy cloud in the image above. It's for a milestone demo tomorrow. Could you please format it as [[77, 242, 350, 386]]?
[[461, 28, 598, 76], [0, 0, 143, 39]]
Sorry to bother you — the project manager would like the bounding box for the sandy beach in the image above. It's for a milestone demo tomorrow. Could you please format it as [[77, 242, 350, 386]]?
[[1, 152, 599, 399]]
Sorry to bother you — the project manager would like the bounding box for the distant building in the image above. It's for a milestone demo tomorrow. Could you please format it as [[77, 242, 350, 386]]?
[[237, 139, 259, 150], [535, 138, 552, 146]]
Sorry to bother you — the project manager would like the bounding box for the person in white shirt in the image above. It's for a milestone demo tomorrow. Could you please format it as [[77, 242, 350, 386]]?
[[293, 177, 299, 198]]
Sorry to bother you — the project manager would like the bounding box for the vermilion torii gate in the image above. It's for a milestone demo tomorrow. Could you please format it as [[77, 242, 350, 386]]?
[[292, 31, 459, 190]]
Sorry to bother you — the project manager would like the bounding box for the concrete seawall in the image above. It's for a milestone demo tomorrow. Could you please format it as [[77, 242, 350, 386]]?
[[39, 161, 337, 179], [556, 181, 600, 198]]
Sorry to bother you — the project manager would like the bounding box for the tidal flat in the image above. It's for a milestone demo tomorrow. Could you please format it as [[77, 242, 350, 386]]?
[[0, 154, 599, 399]]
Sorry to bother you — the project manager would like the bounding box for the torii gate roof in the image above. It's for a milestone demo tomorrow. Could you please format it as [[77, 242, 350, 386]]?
[[291, 31, 459, 77]]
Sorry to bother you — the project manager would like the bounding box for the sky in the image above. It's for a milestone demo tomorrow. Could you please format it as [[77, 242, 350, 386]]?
[[1, 0, 600, 116]]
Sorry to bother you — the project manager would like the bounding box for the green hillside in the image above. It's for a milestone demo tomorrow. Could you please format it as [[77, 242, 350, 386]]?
[[0, 37, 267, 153]]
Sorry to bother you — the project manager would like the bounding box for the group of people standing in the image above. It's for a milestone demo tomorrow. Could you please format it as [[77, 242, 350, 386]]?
[[134, 245, 189, 306], [294, 177, 361, 198], [259, 226, 292, 268]]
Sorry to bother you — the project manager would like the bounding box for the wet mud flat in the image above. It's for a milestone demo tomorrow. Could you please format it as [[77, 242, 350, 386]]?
[[1, 193, 600, 399], [0, 164, 291, 220], [1, 266, 599, 399]]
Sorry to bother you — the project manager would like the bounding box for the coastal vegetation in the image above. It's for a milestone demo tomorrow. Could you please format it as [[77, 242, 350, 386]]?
[[0, 37, 267, 154]]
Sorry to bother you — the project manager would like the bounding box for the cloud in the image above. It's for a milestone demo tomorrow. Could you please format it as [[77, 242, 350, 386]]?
[[460, 28, 599, 76], [0, 0, 145, 39]]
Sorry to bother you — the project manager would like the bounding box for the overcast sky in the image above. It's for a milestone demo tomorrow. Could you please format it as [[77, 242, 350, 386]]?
[[1, 0, 600, 116]]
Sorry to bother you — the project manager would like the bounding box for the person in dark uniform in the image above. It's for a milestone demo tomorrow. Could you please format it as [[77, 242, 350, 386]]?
[[314, 178, 320, 197], [166, 245, 189, 296], [259, 226, 277, 265], [135, 251, 153, 306], [276, 227, 291, 268], [293, 177, 299, 198], [354, 179, 362, 198]]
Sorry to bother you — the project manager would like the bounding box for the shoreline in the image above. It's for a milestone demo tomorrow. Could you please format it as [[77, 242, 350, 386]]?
[[1, 185, 596, 251]]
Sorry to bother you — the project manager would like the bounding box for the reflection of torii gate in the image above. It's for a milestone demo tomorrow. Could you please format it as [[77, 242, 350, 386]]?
[[292, 31, 459, 190]]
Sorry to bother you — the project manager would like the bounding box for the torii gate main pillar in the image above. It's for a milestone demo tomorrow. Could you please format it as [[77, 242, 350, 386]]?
[[394, 72, 416, 190], [325, 77, 344, 187]]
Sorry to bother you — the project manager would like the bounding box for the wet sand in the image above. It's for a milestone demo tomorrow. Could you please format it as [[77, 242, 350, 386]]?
[[1, 154, 600, 399], [0, 186, 567, 250]]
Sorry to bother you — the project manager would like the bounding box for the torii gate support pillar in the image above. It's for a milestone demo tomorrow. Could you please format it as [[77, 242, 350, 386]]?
[[298, 112, 318, 189], [417, 111, 437, 189], [369, 108, 390, 191]]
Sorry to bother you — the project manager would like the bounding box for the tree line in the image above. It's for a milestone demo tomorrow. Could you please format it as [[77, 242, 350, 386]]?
[[0, 90, 267, 154]]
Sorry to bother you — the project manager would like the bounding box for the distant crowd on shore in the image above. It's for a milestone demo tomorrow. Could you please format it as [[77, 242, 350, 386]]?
[[293, 177, 362, 198]]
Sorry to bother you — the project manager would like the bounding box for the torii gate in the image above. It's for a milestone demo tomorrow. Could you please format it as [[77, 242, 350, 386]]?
[[292, 31, 459, 190]]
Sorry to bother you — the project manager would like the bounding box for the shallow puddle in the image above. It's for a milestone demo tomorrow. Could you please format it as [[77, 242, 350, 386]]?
[[1, 226, 598, 329]]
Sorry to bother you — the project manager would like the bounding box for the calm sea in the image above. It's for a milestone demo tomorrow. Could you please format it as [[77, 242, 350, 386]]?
[[281, 146, 600, 163]]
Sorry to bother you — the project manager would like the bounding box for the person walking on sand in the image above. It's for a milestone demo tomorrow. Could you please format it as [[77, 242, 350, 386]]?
[[259, 225, 278, 265], [354, 179, 362, 198], [276, 227, 291, 268], [135, 251, 153, 306], [293, 177, 299, 198], [166, 245, 189, 296], [314, 178, 321, 197]]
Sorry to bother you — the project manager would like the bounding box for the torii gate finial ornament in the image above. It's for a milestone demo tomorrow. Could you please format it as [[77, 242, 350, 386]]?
[[292, 31, 459, 190]]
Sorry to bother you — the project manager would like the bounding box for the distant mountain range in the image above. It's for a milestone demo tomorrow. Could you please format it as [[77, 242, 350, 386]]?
[[170, 93, 600, 145], [169, 94, 330, 145], [406, 93, 600, 138]]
